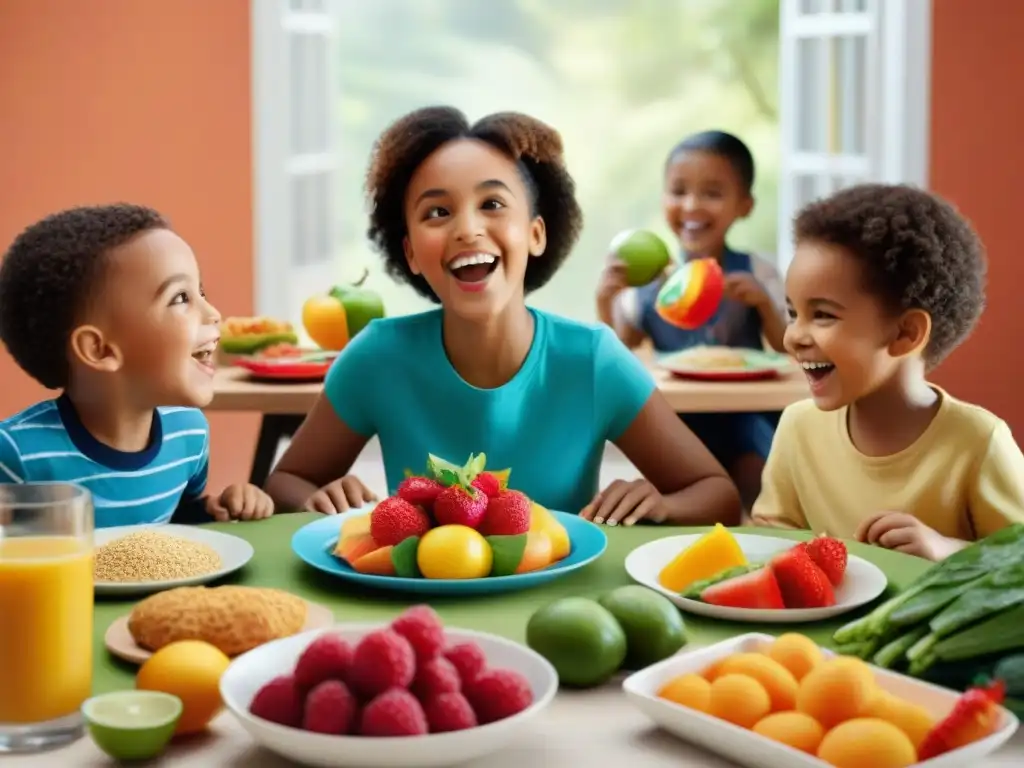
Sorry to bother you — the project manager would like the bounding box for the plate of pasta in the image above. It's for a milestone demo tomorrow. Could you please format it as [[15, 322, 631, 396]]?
[[658, 346, 794, 381]]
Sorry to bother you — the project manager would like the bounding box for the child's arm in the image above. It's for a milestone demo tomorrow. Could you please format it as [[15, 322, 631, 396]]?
[[584, 327, 741, 526], [750, 255, 788, 353], [750, 409, 807, 529], [264, 324, 381, 513], [596, 259, 647, 349], [967, 420, 1024, 535]]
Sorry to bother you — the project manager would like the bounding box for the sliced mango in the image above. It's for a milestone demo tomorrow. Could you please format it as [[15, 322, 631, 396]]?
[[351, 545, 396, 576], [341, 513, 372, 538], [333, 531, 381, 564], [658, 523, 747, 592], [516, 529, 554, 574]]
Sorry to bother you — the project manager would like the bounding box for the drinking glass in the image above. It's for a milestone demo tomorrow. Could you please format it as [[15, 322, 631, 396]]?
[[0, 483, 94, 753]]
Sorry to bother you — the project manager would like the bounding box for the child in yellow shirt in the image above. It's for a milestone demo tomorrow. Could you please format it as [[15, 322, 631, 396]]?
[[751, 184, 1024, 560]]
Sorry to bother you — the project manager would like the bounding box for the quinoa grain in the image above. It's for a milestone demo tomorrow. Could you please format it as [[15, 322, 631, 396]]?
[[94, 531, 223, 583]]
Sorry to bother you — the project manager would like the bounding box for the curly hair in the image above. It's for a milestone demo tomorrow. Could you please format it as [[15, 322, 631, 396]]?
[[794, 183, 986, 367], [365, 106, 584, 302], [0, 204, 170, 389]]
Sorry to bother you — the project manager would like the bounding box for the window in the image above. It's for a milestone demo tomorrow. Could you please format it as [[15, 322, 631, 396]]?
[[253, 0, 781, 328], [252, 0, 340, 325], [776, 0, 931, 269]]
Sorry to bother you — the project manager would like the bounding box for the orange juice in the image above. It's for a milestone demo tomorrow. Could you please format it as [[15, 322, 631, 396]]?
[[0, 536, 93, 723]]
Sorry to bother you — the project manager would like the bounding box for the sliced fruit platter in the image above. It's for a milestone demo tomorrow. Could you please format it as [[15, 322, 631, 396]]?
[[624, 525, 888, 623], [291, 453, 607, 596], [623, 631, 1019, 768]]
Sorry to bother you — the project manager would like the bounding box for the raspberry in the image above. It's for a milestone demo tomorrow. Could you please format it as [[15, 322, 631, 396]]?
[[443, 642, 487, 686], [302, 680, 358, 735], [470, 472, 501, 499], [424, 692, 477, 733], [465, 668, 534, 724], [249, 674, 304, 728], [411, 657, 461, 701], [359, 688, 428, 737], [391, 605, 445, 662], [349, 629, 416, 699], [397, 476, 444, 508], [294, 633, 352, 690]]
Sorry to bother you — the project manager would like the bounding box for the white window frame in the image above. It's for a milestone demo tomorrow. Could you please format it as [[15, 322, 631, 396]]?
[[251, 0, 340, 324], [777, 0, 932, 271]]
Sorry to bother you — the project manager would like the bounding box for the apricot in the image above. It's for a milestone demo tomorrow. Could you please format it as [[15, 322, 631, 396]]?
[[699, 656, 729, 681], [797, 656, 878, 729], [817, 718, 917, 768], [753, 711, 825, 754], [717, 652, 798, 711], [863, 691, 935, 751], [708, 674, 771, 728], [657, 673, 711, 714], [767, 633, 823, 681]]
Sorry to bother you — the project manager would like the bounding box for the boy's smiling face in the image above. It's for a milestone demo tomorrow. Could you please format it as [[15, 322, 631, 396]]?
[[73, 228, 223, 408], [784, 239, 930, 411]]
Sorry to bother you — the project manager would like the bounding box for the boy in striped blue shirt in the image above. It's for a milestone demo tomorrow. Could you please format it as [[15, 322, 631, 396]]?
[[0, 204, 273, 527]]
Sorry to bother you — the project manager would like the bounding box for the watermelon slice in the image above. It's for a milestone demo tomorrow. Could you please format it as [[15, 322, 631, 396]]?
[[700, 567, 785, 609]]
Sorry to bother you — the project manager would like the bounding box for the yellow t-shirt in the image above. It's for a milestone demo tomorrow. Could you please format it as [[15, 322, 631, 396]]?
[[750, 390, 1024, 540]]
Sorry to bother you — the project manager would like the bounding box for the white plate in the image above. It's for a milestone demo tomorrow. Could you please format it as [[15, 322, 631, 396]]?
[[220, 623, 559, 768], [93, 523, 255, 596], [622, 633, 1019, 768], [624, 533, 888, 623]]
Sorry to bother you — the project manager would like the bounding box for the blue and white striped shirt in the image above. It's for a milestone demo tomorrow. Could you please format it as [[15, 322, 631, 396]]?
[[0, 397, 209, 528]]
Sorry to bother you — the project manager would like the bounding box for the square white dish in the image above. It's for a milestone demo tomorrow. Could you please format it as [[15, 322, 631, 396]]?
[[622, 632, 1019, 768]]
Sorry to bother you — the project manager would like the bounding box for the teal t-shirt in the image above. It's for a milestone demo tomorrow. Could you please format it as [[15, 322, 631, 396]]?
[[323, 308, 656, 514]]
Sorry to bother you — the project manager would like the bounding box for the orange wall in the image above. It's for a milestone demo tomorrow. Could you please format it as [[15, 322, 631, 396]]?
[[929, 1, 1024, 435], [0, 0, 258, 492]]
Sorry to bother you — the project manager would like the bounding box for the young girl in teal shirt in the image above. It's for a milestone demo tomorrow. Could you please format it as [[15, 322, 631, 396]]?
[[265, 107, 740, 527]]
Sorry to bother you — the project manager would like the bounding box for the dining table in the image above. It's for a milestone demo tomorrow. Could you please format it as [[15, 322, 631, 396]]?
[[8, 514, 1022, 767]]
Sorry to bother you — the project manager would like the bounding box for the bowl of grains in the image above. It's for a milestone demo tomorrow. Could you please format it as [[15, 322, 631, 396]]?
[[93, 524, 255, 597]]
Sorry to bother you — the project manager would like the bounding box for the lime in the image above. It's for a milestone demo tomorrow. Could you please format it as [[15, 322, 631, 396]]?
[[417, 525, 492, 579], [82, 691, 181, 761], [526, 597, 627, 687], [598, 585, 687, 669]]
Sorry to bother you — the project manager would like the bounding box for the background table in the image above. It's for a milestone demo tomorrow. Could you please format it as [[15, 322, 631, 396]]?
[[11, 514, 1021, 766]]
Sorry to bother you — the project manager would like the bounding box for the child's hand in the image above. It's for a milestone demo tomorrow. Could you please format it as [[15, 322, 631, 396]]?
[[596, 257, 630, 305], [723, 273, 770, 309], [206, 484, 274, 522], [303, 475, 378, 515], [580, 479, 667, 526], [855, 512, 960, 561]]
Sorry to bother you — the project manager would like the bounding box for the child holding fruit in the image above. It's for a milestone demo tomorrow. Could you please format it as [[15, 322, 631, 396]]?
[[0, 204, 273, 526], [752, 184, 1024, 560], [596, 130, 788, 508], [265, 106, 741, 526]]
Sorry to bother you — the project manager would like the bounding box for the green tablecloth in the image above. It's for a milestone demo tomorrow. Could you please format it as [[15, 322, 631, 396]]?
[[92, 514, 931, 694]]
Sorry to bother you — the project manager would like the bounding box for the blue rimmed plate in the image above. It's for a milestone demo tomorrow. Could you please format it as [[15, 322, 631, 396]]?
[[291, 508, 607, 595]]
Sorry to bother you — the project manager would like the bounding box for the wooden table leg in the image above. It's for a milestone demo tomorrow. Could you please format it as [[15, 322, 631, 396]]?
[[249, 414, 306, 487]]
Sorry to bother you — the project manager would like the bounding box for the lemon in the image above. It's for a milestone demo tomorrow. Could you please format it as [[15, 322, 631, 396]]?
[[417, 525, 492, 579], [135, 640, 230, 734]]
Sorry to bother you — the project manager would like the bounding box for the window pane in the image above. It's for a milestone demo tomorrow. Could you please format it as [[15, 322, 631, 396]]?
[[795, 175, 821, 210], [837, 0, 868, 11], [795, 38, 826, 152], [836, 34, 867, 155], [289, 0, 326, 11], [799, 0, 831, 13], [291, 173, 331, 266], [289, 33, 329, 155]]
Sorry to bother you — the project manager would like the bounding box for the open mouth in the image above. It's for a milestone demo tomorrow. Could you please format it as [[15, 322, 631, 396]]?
[[192, 341, 218, 370], [801, 360, 836, 384], [681, 221, 712, 236], [447, 252, 500, 284]]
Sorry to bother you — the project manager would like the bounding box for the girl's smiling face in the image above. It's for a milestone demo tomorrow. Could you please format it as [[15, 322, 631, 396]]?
[[402, 138, 546, 321]]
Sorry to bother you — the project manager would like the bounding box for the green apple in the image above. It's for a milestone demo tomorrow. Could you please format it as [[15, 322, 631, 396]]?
[[328, 268, 385, 338], [609, 229, 673, 286]]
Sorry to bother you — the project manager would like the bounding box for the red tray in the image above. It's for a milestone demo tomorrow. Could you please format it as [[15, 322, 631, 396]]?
[[234, 356, 334, 382]]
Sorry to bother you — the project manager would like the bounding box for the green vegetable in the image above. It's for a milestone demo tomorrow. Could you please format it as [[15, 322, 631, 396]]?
[[929, 562, 1024, 638], [681, 563, 763, 600], [993, 654, 1024, 697], [220, 331, 298, 354], [873, 626, 928, 670], [933, 603, 1024, 662]]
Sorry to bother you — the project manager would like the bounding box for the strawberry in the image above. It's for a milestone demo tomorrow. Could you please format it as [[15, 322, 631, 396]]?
[[433, 484, 487, 528], [369, 497, 431, 546], [804, 536, 848, 586], [349, 629, 417, 699], [359, 688, 428, 736], [397, 476, 444, 509], [471, 472, 502, 499], [249, 674, 304, 728], [700, 567, 785, 609], [391, 604, 445, 662], [479, 490, 531, 536], [424, 692, 477, 733], [293, 632, 352, 690], [302, 680, 358, 734], [770, 547, 836, 609], [444, 642, 487, 686], [919, 679, 1006, 760], [465, 668, 534, 724]]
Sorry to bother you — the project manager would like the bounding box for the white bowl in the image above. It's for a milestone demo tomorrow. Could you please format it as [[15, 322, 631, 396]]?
[[220, 623, 558, 768], [624, 533, 888, 622], [622, 632, 1019, 768]]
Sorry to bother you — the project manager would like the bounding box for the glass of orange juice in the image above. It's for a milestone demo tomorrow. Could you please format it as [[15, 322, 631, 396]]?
[[0, 483, 93, 753]]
